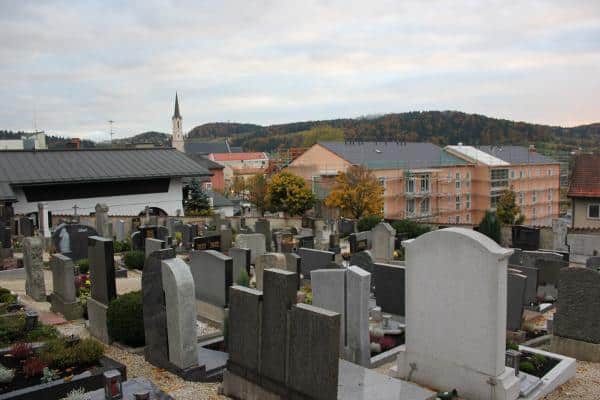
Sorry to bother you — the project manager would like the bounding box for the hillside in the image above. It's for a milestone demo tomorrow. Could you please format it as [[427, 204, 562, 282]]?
[[184, 111, 600, 153], [111, 131, 171, 146]]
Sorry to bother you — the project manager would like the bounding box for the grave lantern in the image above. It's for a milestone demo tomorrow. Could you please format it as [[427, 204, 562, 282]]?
[[505, 349, 521, 376], [133, 391, 150, 400], [103, 369, 123, 400], [24, 310, 38, 332]]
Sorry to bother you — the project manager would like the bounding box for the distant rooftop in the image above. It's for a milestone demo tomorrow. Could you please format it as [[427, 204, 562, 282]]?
[[186, 153, 224, 170], [445, 145, 510, 166], [319, 141, 468, 169], [184, 139, 231, 155], [446, 145, 557, 166], [211, 152, 268, 162], [568, 154, 600, 198]]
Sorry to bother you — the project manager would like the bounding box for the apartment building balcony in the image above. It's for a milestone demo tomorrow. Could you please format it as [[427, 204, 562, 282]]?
[[404, 190, 431, 198]]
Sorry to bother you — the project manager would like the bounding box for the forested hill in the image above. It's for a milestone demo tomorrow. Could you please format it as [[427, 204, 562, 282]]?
[[0, 130, 95, 148], [187, 111, 600, 152]]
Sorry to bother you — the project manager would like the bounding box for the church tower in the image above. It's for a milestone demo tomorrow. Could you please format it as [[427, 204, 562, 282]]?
[[172, 92, 185, 152]]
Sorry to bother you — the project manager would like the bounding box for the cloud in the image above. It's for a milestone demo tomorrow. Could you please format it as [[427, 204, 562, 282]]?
[[0, 0, 599, 139]]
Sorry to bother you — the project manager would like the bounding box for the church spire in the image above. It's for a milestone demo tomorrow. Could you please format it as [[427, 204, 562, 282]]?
[[173, 92, 181, 119]]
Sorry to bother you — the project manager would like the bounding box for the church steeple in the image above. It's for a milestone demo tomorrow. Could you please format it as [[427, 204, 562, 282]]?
[[173, 92, 181, 120], [171, 92, 184, 152]]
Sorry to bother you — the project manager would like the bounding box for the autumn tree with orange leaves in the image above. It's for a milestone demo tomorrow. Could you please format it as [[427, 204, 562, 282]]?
[[324, 165, 384, 219]]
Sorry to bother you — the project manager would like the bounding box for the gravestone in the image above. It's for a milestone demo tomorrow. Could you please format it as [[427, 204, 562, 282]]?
[[297, 248, 336, 279], [132, 225, 166, 250], [227, 285, 262, 373], [328, 233, 340, 254], [507, 270, 527, 331], [189, 250, 233, 308], [220, 227, 233, 252], [254, 253, 286, 290], [349, 250, 375, 276], [396, 228, 519, 400], [338, 218, 355, 236], [131, 231, 141, 250], [552, 219, 569, 252], [349, 231, 370, 253], [145, 238, 165, 259], [586, 256, 600, 272], [284, 252, 302, 287], [553, 267, 600, 361], [508, 248, 522, 266], [94, 203, 110, 237], [567, 233, 600, 264], [50, 254, 82, 320], [509, 264, 538, 305], [19, 217, 34, 237], [193, 234, 221, 251], [512, 225, 540, 250], [295, 234, 314, 249], [23, 236, 46, 301], [254, 219, 272, 251], [373, 263, 405, 316], [371, 222, 396, 261], [143, 249, 205, 376], [311, 268, 346, 351], [52, 223, 99, 262], [115, 220, 126, 242], [172, 223, 196, 250], [87, 236, 117, 343], [234, 233, 266, 264], [229, 247, 251, 283]]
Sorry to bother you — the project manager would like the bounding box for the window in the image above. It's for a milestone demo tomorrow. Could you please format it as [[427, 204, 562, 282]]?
[[466, 213, 471, 222], [421, 198, 430, 215], [548, 205, 552, 216], [519, 170, 523, 179], [405, 177, 415, 193], [311, 176, 318, 194], [532, 191, 537, 203], [548, 169, 552, 176], [455, 173, 461, 190], [548, 190, 552, 201], [205, 182, 212, 190], [455, 215, 460, 224], [589, 204, 600, 219], [466, 194, 471, 209], [406, 198, 415, 215], [448, 216, 452, 224], [465, 171, 471, 188], [420, 175, 430, 192], [455, 195, 461, 210], [532, 207, 536, 220], [519, 192, 524, 205], [491, 169, 509, 188], [379, 177, 387, 194], [510, 170, 515, 179]]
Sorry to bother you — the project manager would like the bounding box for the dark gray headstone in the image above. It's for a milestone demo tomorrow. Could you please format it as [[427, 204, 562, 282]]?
[[52, 223, 99, 261], [287, 303, 340, 400], [338, 218, 355, 236], [586, 256, 600, 272], [535, 257, 568, 286], [512, 226, 540, 250], [297, 248, 336, 279], [349, 231, 369, 253], [0, 226, 11, 248], [349, 250, 375, 275], [189, 250, 233, 307], [508, 248, 522, 266], [193, 234, 221, 251], [260, 269, 297, 385], [220, 227, 233, 252], [19, 217, 34, 237], [143, 248, 177, 368], [555, 267, 600, 343], [295, 234, 314, 249], [254, 219, 272, 251], [284, 252, 302, 289], [228, 285, 262, 372], [509, 264, 539, 305], [373, 263, 405, 316], [88, 236, 116, 306], [507, 271, 527, 331]]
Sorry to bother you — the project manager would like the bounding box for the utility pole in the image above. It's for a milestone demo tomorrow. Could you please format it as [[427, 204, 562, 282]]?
[[108, 120, 115, 146]]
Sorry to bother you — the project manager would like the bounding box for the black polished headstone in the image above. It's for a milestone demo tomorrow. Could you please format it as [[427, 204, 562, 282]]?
[[373, 263, 405, 315], [88, 236, 116, 305]]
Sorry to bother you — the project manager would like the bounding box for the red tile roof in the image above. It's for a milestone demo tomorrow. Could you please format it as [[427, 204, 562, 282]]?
[[568, 154, 600, 198], [210, 152, 267, 162]]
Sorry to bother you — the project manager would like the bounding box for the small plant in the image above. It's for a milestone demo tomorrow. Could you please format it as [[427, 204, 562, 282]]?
[[519, 361, 536, 374], [41, 337, 104, 370], [531, 353, 547, 369], [299, 285, 312, 305], [76, 259, 90, 274], [41, 367, 59, 383], [0, 287, 17, 304], [107, 291, 145, 347], [357, 215, 381, 232], [0, 365, 14, 384], [174, 232, 183, 247], [113, 240, 131, 254], [123, 251, 145, 270], [62, 387, 91, 400], [506, 341, 519, 351], [23, 357, 47, 378], [9, 342, 33, 359], [235, 269, 250, 287]]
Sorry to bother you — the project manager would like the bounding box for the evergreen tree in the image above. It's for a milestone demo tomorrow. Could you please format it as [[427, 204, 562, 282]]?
[[184, 179, 211, 215], [478, 210, 502, 244]]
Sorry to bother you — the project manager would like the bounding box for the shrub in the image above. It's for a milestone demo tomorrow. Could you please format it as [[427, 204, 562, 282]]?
[[519, 361, 536, 374], [10, 342, 33, 359], [391, 219, 431, 239], [107, 291, 145, 347], [0, 287, 16, 304], [123, 251, 145, 270], [113, 240, 131, 254], [357, 215, 381, 232], [506, 341, 519, 351], [76, 259, 90, 274], [23, 357, 46, 377], [478, 210, 501, 243], [41, 338, 104, 370], [235, 269, 250, 287]]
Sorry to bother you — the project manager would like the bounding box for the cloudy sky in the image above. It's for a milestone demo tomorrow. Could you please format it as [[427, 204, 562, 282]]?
[[1, 1, 599, 141]]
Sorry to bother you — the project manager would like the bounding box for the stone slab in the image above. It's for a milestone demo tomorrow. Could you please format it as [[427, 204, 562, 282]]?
[[507, 271, 527, 331], [346, 266, 371, 367], [254, 253, 286, 291], [87, 297, 110, 343], [228, 285, 263, 372], [373, 263, 405, 316], [235, 234, 266, 264], [88, 236, 116, 306], [145, 237, 166, 259], [23, 236, 46, 301], [311, 268, 346, 351], [297, 247, 336, 279], [189, 250, 233, 308], [230, 247, 251, 284]]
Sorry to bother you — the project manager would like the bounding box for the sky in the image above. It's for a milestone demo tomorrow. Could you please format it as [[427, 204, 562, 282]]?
[[0, 1, 599, 141]]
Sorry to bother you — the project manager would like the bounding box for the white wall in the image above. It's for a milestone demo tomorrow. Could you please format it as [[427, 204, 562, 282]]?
[[0, 140, 24, 150], [13, 178, 185, 216]]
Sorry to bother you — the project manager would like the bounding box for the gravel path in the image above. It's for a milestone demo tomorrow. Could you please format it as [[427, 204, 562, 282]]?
[[543, 361, 600, 400]]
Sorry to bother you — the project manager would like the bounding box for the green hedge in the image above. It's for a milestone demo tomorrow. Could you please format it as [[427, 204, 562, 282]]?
[[357, 215, 381, 232], [123, 251, 145, 270], [107, 291, 145, 347]]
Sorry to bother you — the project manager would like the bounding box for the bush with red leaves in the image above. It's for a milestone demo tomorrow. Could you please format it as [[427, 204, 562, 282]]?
[[9, 342, 32, 359], [22, 357, 46, 378]]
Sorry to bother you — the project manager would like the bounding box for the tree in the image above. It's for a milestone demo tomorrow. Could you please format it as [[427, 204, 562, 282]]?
[[391, 219, 431, 239], [229, 175, 247, 199], [324, 165, 384, 219], [267, 172, 315, 216], [247, 174, 269, 216], [496, 190, 525, 225], [478, 210, 502, 243], [184, 179, 211, 215]]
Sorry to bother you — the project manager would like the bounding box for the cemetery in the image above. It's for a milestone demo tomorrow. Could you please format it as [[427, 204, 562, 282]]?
[[0, 202, 596, 399]]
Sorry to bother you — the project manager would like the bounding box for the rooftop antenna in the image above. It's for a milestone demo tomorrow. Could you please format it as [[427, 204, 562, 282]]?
[[108, 120, 115, 145]]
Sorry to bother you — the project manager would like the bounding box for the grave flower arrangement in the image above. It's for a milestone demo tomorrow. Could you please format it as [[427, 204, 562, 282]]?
[[76, 274, 91, 319], [0, 313, 58, 347], [0, 337, 104, 394]]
